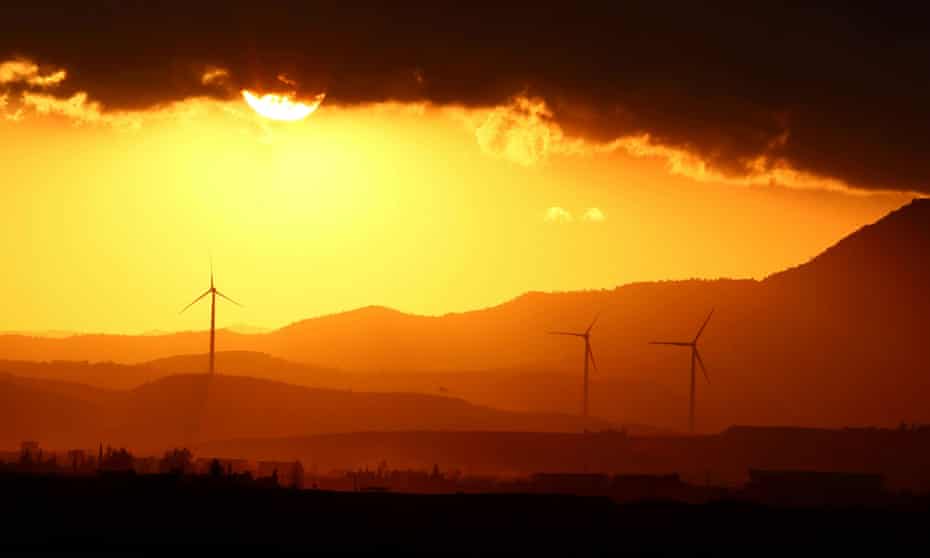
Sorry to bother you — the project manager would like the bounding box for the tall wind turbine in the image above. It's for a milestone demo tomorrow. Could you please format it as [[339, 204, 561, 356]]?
[[549, 315, 599, 418], [180, 261, 243, 375], [649, 309, 714, 434]]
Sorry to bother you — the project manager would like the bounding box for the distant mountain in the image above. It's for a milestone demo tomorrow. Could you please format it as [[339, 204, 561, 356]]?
[[0, 354, 672, 432], [2, 199, 929, 431], [0, 330, 82, 339], [0, 351, 337, 391], [0, 373, 610, 452], [0, 375, 110, 449], [141, 351, 339, 387], [0, 359, 155, 391], [0, 372, 115, 406], [221, 323, 272, 335], [0, 330, 260, 365]]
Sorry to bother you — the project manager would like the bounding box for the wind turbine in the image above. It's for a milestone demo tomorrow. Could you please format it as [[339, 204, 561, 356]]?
[[649, 309, 714, 434], [549, 314, 599, 418], [180, 261, 243, 375]]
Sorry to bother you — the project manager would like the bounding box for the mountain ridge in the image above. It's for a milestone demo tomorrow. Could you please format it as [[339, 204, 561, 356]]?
[[0, 371, 613, 452], [2, 199, 929, 431]]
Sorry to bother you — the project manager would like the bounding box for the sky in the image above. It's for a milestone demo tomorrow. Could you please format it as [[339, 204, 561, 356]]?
[[0, 2, 922, 334]]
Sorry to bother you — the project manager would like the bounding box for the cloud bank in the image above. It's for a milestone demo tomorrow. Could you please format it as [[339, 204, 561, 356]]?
[[4, 2, 930, 192]]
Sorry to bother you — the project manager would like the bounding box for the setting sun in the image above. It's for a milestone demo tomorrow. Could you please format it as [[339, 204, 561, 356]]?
[[241, 90, 325, 121]]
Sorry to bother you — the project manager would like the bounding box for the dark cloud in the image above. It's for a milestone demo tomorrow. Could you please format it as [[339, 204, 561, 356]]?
[[4, 2, 930, 192]]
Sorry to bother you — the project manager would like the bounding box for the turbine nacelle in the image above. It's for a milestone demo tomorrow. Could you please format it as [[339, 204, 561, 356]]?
[[548, 313, 600, 418], [547, 312, 599, 339], [179, 261, 243, 376], [649, 309, 714, 383], [649, 309, 715, 433], [180, 283, 243, 314]]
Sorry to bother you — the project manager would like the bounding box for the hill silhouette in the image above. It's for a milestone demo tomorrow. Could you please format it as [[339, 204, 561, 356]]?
[[0, 375, 110, 449], [1, 199, 929, 431], [0, 351, 339, 391], [142, 351, 340, 386], [0, 372, 610, 452]]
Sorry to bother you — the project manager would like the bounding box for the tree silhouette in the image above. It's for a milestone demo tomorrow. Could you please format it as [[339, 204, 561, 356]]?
[[100, 448, 134, 472], [209, 458, 224, 478], [160, 448, 193, 475]]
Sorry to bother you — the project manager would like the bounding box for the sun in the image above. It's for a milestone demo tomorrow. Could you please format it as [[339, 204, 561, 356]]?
[[242, 90, 325, 121]]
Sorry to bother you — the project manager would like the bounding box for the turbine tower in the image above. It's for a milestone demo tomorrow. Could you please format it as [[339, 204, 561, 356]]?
[[180, 261, 242, 375], [549, 314, 599, 418], [649, 309, 714, 434]]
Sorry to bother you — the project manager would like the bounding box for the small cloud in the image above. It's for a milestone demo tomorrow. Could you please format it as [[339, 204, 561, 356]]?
[[0, 59, 66, 87], [467, 95, 601, 166], [611, 133, 853, 193], [476, 96, 561, 166], [28, 69, 67, 87], [277, 73, 298, 88], [582, 208, 606, 222], [19, 91, 141, 129], [4, 108, 24, 122], [0, 92, 21, 121], [22, 91, 103, 123], [201, 66, 230, 86], [544, 206, 574, 223]]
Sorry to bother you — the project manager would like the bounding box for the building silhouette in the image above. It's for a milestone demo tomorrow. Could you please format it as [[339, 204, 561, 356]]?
[[744, 469, 887, 507], [257, 461, 304, 488]]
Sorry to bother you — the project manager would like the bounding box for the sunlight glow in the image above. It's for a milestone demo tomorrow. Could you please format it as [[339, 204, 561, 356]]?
[[241, 90, 325, 121]]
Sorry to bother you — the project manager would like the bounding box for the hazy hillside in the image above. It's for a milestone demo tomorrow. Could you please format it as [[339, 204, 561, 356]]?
[[0, 359, 161, 390], [0, 330, 260, 367], [1, 199, 929, 432], [0, 376, 110, 449], [142, 351, 340, 387], [0, 351, 339, 391], [0, 373, 610, 452]]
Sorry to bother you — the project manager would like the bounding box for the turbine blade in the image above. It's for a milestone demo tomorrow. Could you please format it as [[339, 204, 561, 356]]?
[[585, 312, 601, 334], [209, 252, 214, 289], [695, 348, 710, 384], [215, 290, 243, 307], [587, 344, 598, 373], [180, 288, 211, 314], [693, 309, 715, 343], [649, 341, 692, 346], [548, 331, 585, 337]]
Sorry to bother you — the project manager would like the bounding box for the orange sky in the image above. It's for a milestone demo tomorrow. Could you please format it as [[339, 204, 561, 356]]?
[[0, 77, 913, 334]]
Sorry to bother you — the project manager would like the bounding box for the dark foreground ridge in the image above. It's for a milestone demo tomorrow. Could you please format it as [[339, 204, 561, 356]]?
[[2, 472, 929, 553]]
